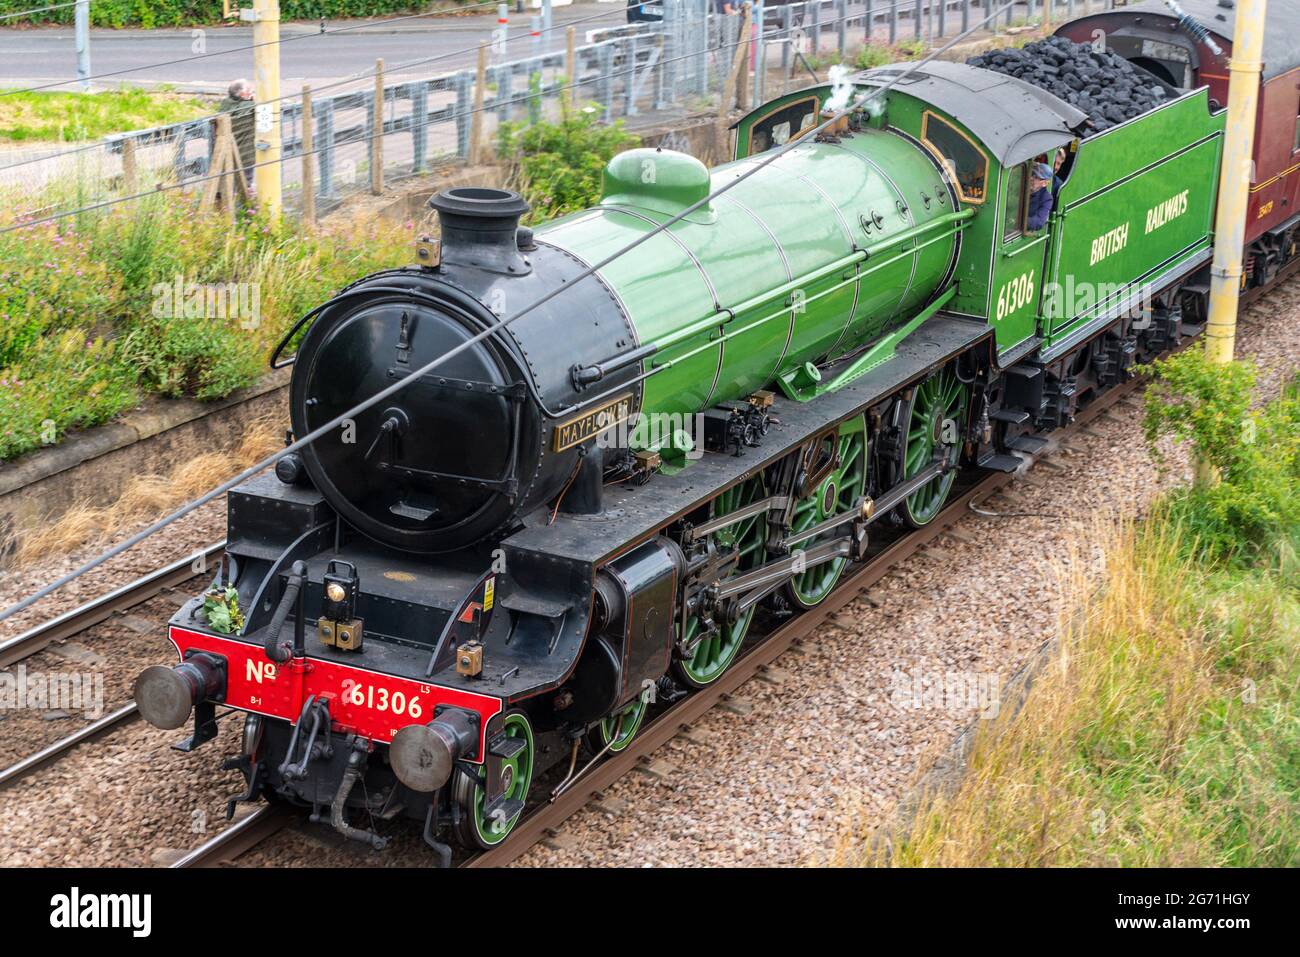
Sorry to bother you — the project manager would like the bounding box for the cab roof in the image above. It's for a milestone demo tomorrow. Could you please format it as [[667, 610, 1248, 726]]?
[[856, 61, 1086, 167]]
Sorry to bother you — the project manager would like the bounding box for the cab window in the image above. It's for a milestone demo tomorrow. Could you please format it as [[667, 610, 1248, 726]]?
[[748, 97, 818, 154], [1004, 163, 1027, 241], [922, 112, 988, 204]]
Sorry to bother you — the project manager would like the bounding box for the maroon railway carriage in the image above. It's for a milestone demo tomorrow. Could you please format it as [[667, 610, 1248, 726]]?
[[1056, 0, 1300, 291]]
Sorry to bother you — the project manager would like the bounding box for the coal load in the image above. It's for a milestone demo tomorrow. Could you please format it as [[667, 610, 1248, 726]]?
[[967, 37, 1170, 134]]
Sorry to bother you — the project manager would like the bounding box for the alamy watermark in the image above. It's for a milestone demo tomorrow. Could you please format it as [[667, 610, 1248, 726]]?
[[1041, 276, 1156, 328], [0, 665, 104, 719], [596, 412, 708, 460], [889, 668, 1001, 719], [151, 274, 261, 330]]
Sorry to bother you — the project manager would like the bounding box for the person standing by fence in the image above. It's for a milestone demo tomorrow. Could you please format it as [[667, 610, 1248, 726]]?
[[214, 79, 257, 198]]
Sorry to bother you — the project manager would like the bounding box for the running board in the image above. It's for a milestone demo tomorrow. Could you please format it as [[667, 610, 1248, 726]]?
[[777, 287, 959, 402], [978, 452, 1023, 473]]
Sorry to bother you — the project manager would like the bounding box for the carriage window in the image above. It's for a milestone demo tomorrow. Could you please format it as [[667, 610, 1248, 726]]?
[[748, 97, 818, 155], [1004, 163, 1027, 241], [922, 112, 988, 204]]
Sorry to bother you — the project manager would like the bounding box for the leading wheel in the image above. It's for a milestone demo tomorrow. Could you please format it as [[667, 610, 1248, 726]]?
[[897, 366, 968, 528], [783, 415, 867, 609], [673, 474, 768, 688], [452, 710, 534, 849]]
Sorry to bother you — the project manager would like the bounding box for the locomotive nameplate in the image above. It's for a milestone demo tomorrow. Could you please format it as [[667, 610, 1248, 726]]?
[[552, 392, 634, 452]]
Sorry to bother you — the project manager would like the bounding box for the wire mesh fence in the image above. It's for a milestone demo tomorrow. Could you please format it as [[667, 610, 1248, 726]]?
[[0, 0, 1121, 226]]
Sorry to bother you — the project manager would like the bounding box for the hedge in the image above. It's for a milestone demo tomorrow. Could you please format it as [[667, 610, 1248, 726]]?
[[0, 2, 451, 29]]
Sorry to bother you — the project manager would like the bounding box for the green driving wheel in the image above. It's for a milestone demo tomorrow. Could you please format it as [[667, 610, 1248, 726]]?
[[452, 711, 534, 849], [674, 474, 768, 688], [899, 366, 969, 528], [590, 694, 647, 754], [784, 415, 867, 609]]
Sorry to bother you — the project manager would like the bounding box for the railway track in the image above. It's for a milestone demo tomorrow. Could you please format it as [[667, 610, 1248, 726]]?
[[0, 542, 225, 670], [162, 374, 1143, 868], [461, 375, 1148, 867], [462, 468, 1014, 867], [168, 804, 297, 869], [0, 542, 224, 790]]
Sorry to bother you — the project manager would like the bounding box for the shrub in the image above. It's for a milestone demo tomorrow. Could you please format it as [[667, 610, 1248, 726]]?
[[0, 184, 411, 459], [0, 331, 138, 460], [0, 1, 446, 28], [498, 106, 639, 223], [1143, 346, 1300, 562], [0, 224, 120, 367]]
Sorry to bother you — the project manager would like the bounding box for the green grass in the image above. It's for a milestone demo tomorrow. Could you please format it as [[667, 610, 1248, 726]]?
[[0, 88, 210, 144]]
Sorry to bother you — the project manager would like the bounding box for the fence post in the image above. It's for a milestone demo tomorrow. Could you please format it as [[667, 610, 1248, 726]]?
[[837, 0, 846, 55], [301, 85, 315, 228], [743, 2, 754, 111], [962, 0, 969, 33], [412, 80, 429, 173], [494, 65, 510, 125], [454, 72, 471, 159], [174, 123, 191, 184], [625, 33, 638, 116], [719, 5, 750, 154], [600, 41, 615, 121], [371, 59, 384, 195], [889, 0, 897, 44], [914, 0, 922, 39], [470, 43, 488, 164], [566, 27, 578, 111], [317, 99, 334, 199], [495, 3, 509, 58], [75, 0, 90, 91], [752, 0, 764, 107], [529, 17, 543, 123], [781, 6, 792, 72], [202, 113, 234, 215], [938, 0, 945, 37], [865, 0, 873, 42], [811, 0, 821, 55], [121, 138, 137, 193]]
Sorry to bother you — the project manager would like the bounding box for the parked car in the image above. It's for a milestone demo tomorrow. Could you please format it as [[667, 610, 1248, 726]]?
[[626, 0, 663, 23]]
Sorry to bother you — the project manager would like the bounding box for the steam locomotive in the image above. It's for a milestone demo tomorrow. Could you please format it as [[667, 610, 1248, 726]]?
[[134, 5, 1293, 858]]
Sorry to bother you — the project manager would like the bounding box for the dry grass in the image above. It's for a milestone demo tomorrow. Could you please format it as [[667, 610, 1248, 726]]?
[[3, 411, 283, 568], [830, 517, 1300, 868]]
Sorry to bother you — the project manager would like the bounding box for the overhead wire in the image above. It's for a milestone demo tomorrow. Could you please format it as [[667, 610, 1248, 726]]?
[[0, 0, 1021, 623]]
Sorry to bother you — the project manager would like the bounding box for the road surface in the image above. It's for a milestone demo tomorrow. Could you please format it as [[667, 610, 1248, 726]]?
[[0, 2, 628, 92]]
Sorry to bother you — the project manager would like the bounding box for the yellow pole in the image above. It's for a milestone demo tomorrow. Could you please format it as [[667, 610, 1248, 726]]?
[[251, 0, 283, 219], [1198, 0, 1266, 483]]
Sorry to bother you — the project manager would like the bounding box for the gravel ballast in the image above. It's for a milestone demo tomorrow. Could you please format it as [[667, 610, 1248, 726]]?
[[0, 280, 1297, 868]]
